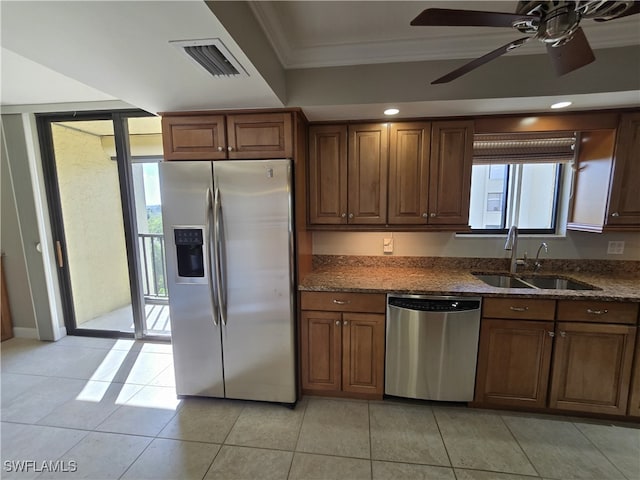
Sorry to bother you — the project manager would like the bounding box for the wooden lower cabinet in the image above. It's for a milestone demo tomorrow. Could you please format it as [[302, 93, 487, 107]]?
[[549, 322, 636, 415], [474, 318, 554, 408], [300, 292, 385, 399], [628, 335, 640, 417]]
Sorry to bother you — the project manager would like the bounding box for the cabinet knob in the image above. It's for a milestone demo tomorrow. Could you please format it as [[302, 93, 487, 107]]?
[[547, 331, 555, 337], [343, 320, 348, 326], [336, 321, 341, 326], [217, 146, 224, 152], [341, 213, 347, 218], [560, 331, 567, 338], [611, 212, 619, 217], [348, 213, 354, 219], [227, 146, 234, 152], [422, 213, 428, 218], [430, 213, 436, 217]]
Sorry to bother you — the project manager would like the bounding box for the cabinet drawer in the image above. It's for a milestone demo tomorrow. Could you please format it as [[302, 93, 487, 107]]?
[[557, 300, 639, 325], [301, 292, 386, 313], [483, 297, 556, 321]]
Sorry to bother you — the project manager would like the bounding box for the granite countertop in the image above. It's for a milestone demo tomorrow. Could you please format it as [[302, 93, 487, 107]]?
[[298, 257, 640, 302]]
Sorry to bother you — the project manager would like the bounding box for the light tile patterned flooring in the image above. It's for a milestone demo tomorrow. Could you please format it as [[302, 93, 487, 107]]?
[[1, 336, 639, 479]]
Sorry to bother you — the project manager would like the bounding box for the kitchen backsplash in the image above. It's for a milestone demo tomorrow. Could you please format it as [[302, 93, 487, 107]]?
[[312, 255, 640, 275], [312, 230, 640, 261]]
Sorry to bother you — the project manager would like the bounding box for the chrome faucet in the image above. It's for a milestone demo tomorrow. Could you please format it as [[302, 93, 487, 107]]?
[[534, 242, 548, 271], [504, 225, 519, 274]]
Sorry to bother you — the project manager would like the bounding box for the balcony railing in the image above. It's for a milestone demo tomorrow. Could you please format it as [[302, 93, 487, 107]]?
[[138, 233, 168, 301]]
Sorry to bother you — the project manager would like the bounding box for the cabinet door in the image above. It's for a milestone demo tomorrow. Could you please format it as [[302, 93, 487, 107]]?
[[300, 311, 342, 393], [607, 112, 640, 227], [628, 335, 640, 417], [388, 122, 431, 224], [161, 115, 226, 160], [347, 124, 389, 224], [428, 120, 474, 225], [342, 313, 385, 397], [550, 322, 636, 415], [226, 113, 292, 159], [308, 125, 348, 224], [475, 319, 554, 408]]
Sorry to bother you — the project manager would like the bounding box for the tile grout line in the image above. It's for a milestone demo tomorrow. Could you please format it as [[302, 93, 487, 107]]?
[[570, 420, 632, 480], [430, 406, 456, 473], [286, 396, 309, 479], [367, 400, 373, 480], [497, 413, 543, 478]]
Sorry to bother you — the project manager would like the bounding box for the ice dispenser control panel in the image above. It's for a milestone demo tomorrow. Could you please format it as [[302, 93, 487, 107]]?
[[174, 228, 204, 278]]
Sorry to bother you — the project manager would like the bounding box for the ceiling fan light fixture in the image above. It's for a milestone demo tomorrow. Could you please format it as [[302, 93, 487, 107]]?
[[384, 108, 400, 116], [551, 101, 572, 109]]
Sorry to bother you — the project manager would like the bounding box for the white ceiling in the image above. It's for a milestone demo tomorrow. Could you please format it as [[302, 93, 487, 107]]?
[[1, 1, 639, 120]]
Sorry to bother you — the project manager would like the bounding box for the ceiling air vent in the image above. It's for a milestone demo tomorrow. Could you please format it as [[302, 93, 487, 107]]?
[[170, 39, 248, 78]]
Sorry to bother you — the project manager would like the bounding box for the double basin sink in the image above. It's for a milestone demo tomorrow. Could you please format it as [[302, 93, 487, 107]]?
[[474, 273, 600, 291]]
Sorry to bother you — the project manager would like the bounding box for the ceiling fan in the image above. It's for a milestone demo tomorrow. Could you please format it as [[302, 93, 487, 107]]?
[[411, 1, 640, 84]]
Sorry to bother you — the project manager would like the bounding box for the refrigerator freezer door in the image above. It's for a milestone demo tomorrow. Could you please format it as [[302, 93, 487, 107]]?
[[159, 161, 224, 397], [213, 160, 296, 403]]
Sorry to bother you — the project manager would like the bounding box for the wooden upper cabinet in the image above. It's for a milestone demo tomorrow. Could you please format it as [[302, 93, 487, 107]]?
[[348, 124, 389, 224], [549, 322, 636, 415], [428, 120, 474, 225], [226, 113, 293, 159], [308, 125, 348, 224], [606, 112, 640, 228], [162, 115, 227, 160], [161, 112, 293, 161], [388, 122, 431, 224]]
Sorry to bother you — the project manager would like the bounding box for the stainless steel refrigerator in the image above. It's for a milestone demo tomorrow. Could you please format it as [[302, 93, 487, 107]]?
[[159, 159, 296, 404]]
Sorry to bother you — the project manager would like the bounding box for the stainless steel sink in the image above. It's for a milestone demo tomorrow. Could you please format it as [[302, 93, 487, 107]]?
[[519, 275, 600, 291], [473, 274, 532, 289], [474, 273, 599, 291]]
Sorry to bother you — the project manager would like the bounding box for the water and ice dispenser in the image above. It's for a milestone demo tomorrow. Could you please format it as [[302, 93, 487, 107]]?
[[174, 228, 205, 278]]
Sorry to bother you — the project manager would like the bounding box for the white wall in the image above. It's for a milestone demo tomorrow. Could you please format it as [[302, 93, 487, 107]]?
[[313, 230, 640, 261]]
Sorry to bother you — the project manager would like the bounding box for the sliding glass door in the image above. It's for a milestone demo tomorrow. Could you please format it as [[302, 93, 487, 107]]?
[[37, 111, 169, 339]]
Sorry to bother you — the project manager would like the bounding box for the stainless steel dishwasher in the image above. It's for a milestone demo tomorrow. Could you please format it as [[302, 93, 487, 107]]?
[[385, 294, 482, 402]]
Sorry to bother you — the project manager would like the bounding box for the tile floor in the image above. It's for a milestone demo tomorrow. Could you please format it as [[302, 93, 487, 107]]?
[[1, 336, 639, 480]]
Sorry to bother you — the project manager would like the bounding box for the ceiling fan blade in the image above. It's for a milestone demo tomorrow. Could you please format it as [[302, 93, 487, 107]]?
[[593, 2, 640, 21], [411, 8, 539, 28], [546, 28, 595, 76], [432, 37, 531, 84]]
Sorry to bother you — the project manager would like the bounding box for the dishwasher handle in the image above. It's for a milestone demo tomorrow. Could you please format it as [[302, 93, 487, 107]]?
[[388, 297, 481, 312]]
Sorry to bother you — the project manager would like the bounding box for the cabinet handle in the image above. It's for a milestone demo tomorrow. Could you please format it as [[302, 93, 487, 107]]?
[[547, 331, 555, 337], [55, 240, 64, 268], [336, 321, 341, 326], [586, 308, 608, 315], [509, 306, 529, 312], [332, 299, 351, 305], [348, 213, 354, 219], [227, 146, 234, 152], [560, 331, 567, 337], [430, 213, 436, 217], [611, 212, 619, 217], [422, 213, 428, 218], [341, 213, 347, 218], [217, 146, 224, 152], [343, 320, 348, 326]]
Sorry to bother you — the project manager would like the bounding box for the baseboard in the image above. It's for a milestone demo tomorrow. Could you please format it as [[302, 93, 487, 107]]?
[[12, 327, 39, 339], [53, 325, 67, 341]]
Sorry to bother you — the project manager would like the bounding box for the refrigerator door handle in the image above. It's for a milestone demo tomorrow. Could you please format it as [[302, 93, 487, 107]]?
[[213, 187, 228, 326], [206, 187, 219, 327]]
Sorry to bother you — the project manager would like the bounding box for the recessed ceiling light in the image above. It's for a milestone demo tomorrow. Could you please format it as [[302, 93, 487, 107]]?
[[384, 108, 400, 115], [550, 101, 572, 109]]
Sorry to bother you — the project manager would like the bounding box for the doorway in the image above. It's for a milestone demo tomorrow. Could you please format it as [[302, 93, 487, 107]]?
[[37, 111, 169, 339]]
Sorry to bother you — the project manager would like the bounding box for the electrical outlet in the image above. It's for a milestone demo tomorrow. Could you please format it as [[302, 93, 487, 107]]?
[[383, 237, 394, 254], [607, 241, 625, 255]]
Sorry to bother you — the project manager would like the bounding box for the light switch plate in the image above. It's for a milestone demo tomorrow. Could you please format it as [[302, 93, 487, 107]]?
[[383, 237, 394, 254], [607, 241, 625, 255]]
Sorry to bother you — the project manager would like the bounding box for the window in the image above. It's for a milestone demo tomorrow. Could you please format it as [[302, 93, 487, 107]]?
[[468, 133, 575, 234]]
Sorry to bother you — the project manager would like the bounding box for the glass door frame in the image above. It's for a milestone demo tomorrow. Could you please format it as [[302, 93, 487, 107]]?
[[36, 109, 163, 340]]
